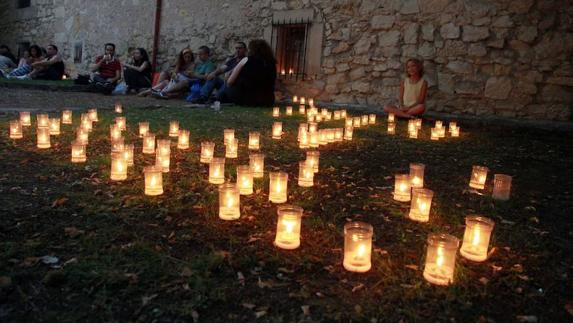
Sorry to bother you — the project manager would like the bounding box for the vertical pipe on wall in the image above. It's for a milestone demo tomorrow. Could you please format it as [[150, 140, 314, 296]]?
[[152, 0, 163, 71]]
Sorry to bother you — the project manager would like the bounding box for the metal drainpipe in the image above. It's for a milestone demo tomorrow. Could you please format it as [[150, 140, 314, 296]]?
[[152, 0, 163, 71]]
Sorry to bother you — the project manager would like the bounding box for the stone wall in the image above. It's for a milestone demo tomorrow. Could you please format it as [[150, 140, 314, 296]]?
[[1, 0, 572, 121]]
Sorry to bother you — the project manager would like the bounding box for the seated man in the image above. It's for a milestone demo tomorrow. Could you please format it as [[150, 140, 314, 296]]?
[[16, 44, 65, 80], [192, 42, 247, 103], [90, 43, 121, 91], [0, 45, 17, 75]]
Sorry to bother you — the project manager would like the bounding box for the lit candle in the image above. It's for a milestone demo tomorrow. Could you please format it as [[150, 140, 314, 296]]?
[[408, 128, 418, 139], [298, 123, 308, 140], [138, 122, 150, 138], [219, 183, 240, 220], [438, 127, 446, 138], [236, 165, 253, 195], [248, 131, 260, 150], [286, 106, 293, 116], [430, 127, 440, 141], [115, 102, 123, 113], [200, 141, 215, 163], [123, 144, 134, 166], [309, 131, 319, 148], [408, 120, 416, 133], [308, 122, 318, 133], [269, 171, 288, 203], [36, 127, 50, 149], [273, 107, 280, 117], [80, 114, 92, 132], [76, 128, 89, 145], [115, 116, 126, 131], [272, 122, 282, 139], [309, 98, 314, 107], [71, 140, 86, 163], [111, 137, 125, 154], [274, 205, 303, 249], [208, 157, 225, 184], [281, 69, 286, 75], [169, 121, 179, 137], [435, 120, 443, 129], [37, 114, 49, 129], [9, 120, 23, 139], [450, 127, 460, 137], [88, 109, 98, 122], [300, 97, 306, 105], [156, 141, 171, 173], [344, 126, 353, 140], [299, 105, 306, 115], [343, 222, 373, 273], [388, 113, 395, 123], [142, 133, 156, 154], [423, 234, 459, 285], [223, 128, 235, 145], [225, 138, 238, 158], [293, 95, 298, 103], [298, 161, 314, 187], [178, 129, 190, 150], [345, 118, 353, 128], [110, 124, 122, 141], [144, 166, 163, 196], [368, 114, 376, 125], [387, 122, 396, 135], [289, 68, 294, 75], [299, 129, 309, 148], [394, 174, 411, 202], [110, 152, 127, 181], [315, 114, 323, 123], [469, 166, 489, 190], [361, 115, 369, 126], [306, 150, 320, 173], [249, 153, 265, 178], [408, 188, 434, 222], [415, 118, 422, 129], [321, 108, 328, 117], [353, 117, 361, 128], [449, 121, 457, 130], [341, 110, 347, 119], [333, 110, 341, 120], [409, 163, 425, 188], [20, 111, 31, 126], [318, 129, 328, 145], [327, 129, 336, 143], [156, 139, 171, 157], [334, 128, 344, 142], [492, 174, 512, 201], [460, 215, 495, 262], [62, 110, 72, 124], [327, 112, 333, 121]]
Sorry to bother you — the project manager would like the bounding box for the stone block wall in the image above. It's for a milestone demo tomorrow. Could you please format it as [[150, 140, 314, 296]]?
[[0, 0, 572, 121]]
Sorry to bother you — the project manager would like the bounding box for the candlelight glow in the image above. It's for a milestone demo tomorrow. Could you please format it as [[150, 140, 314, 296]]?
[[219, 183, 240, 220], [9, 120, 23, 139], [115, 102, 123, 113], [469, 166, 489, 190], [36, 127, 50, 149], [269, 172, 288, 203], [236, 165, 253, 195], [223, 129, 235, 145], [71, 140, 86, 163], [306, 150, 320, 173], [368, 114, 376, 125], [388, 113, 395, 123], [123, 144, 134, 166], [272, 122, 282, 139], [88, 109, 98, 122], [226, 138, 238, 158], [249, 153, 265, 178], [408, 188, 434, 222], [142, 134, 156, 154], [460, 215, 495, 262], [144, 166, 163, 196], [333, 110, 341, 120], [492, 174, 512, 201], [169, 121, 180, 137], [248, 131, 260, 150], [37, 114, 49, 129], [138, 122, 150, 138], [387, 122, 396, 135], [273, 107, 280, 117], [298, 161, 314, 187], [299, 105, 306, 115], [286, 106, 293, 116], [110, 152, 127, 181], [62, 110, 72, 124], [409, 163, 425, 188], [344, 126, 353, 141], [115, 117, 126, 131], [394, 174, 411, 202], [423, 234, 459, 285], [178, 130, 190, 150], [209, 158, 225, 184], [343, 222, 373, 273], [200, 141, 215, 163], [274, 205, 303, 249], [20, 111, 31, 126]]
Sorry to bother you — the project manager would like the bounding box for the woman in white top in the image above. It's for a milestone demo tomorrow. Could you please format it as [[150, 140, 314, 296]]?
[[383, 58, 428, 118]]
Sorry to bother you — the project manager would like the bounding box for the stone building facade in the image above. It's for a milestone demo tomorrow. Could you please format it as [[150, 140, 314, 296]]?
[[1, 0, 572, 121]]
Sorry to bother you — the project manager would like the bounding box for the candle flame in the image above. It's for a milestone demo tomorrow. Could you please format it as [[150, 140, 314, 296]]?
[[399, 183, 408, 192], [472, 227, 481, 246], [150, 175, 157, 186], [226, 195, 234, 208], [418, 199, 427, 212], [357, 244, 366, 257], [436, 247, 444, 267], [283, 220, 295, 233], [412, 177, 421, 186]]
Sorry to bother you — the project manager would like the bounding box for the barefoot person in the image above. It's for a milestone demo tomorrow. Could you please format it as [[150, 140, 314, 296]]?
[[383, 58, 427, 118]]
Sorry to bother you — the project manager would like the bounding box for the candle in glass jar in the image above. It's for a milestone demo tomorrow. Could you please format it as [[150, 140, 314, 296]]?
[[308, 122, 318, 133], [408, 188, 434, 222], [361, 115, 369, 126], [492, 174, 512, 200], [298, 161, 314, 187], [80, 114, 92, 132], [423, 234, 459, 286], [299, 129, 309, 148], [368, 114, 376, 125], [353, 117, 361, 128], [333, 110, 341, 120], [387, 122, 396, 135], [236, 165, 253, 195], [272, 122, 282, 139], [326, 111, 332, 121], [138, 122, 150, 138], [345, 118, 353, 128], [62, 110, 72, 124], [334, 128, 344, 142], [408, 128, 418, 139], [71, 140, 86, 163], [449, 121, 457, 130], [309, 131, 319, 148], [286, 106, 293, 116], [409, 163, 425, 188], [450, 127, 460, 137], [249, 153, 264, 178], [111, 137, 125, 154], [460, 215, 495, 262], [388, 113, 395, 123], [144, 166, 163, 196], [326, 129, 335, 143], [318, 129, 328, 145], [110, 124, 122, 141], [208, 157, 225, 184], [415, 118, 422, 130], [408, 120, 416, 133], [115, 102, 123, 113], [119, 143, 133, 166], [115, 116, 126, 131], [200, 141, 215, 163], [76, 127, 89, 145], [156, 139, 171, 157], [9, 120, 23, 139], [435, 120, 443, 129], [438, 127, 446, 138], [274, 205, 303, 250], [37, 114, 49, 129], [341, 110, 347, 119], [307, 114, 315, 123], [223, 128, 234, 145], [344, 126, 353, 140], [343, 222, 373, 273], [248, 131, 260, 150], [272, 106, 280, 117], [300, 97, 306, 105], [306, 150, 320, 173], [169, 121, 179, 137], [269, 172, 288, 203], [226, 138, 238, 158], [293, 95, 298, 103], [88, 109, 98, 122], [309, 98, 314, 107], [110, 152, 128, 181], [430, 127, 439, 141], [142, 134, 156, 154], [394, 174, 411, 202], [36, 127, 50, 149], [178, 129, 190, 150], [469, 166, 488, 190], [219, 183, 240, 220], [299, 105, 306, 115], [20, 111, 32, 126], [321, 108, 328, 117]]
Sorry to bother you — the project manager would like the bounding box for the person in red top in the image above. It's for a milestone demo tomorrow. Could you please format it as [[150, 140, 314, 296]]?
[[90, 43, 121, 90]]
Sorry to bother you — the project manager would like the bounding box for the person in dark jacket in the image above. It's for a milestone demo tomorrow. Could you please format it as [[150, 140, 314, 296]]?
[[122, 48, 152, 93]]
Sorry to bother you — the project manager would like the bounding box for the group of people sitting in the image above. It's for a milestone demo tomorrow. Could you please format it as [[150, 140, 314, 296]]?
[[0, 44, 65, 81]]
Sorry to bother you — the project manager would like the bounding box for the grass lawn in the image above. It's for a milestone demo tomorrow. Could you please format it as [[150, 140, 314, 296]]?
[[0, 105, 572, 322]]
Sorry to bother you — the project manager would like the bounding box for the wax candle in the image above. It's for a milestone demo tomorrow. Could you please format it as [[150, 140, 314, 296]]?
[[430, 127, 439, 141], [334, 128, 344, 142], [236, 165, 253, 195], [224, 128, 235, 145], [142, 133, 156, 154], [71, 140, 86, 163], [344, 126, 353, 140], [409, 163, 425, 188], [115, 102, 123, 113], [343, 222, 373, 273], [333, 110, 341, 120], [394, 174, 411, 202], [36, 127, 50, 149], [353, 117, 361, 128], [298, 161, 314, 187], [460, 215, 495, 262], [226, 138, 238, 158], [9, 120, 23, 139], [178, 130, 190, 150], [286, 106, 293, 116], [272, 122, 282, 139], [269, 172, 288, 203], [208, 157, 225, 184], [306, 150, 320, 173], [273, 107, 280, 117], [110, 152, 127, 181], [115, 116, 126, 131], [408, 188, 434, 222], [469, 166, 489, 190], [249, 153, 265, 178], [138, 122, 150, 138], [387, 122, 396, 135], [368, 114, 376, 125], [492, 174, 512, 201], [144, 166, 163, 196], [169, 121, 179, 137], [123, 144, 134, 166], [62, 110, 72, 124], [248, 131, 260, 150], [423, 234, 459, 285], [388, 113, 395, 123], [20, 111, 31, 126], [37, 114, 49, 129], [76, 127, 89, 145], [219, 183, 240, 220], [200, 141, 215, 163], [110, 124, 122, 141], [274, 205, 303, 249], [88, 109, 98, 122]]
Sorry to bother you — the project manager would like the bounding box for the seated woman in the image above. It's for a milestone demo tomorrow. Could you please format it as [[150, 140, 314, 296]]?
[[383, 58, 427, 119], [139, 48, 194, 97], [122, 48, 152, 94], [13, 44, 64, 81], [218, 39, 276, 107], [6, 45, 43, 78]]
